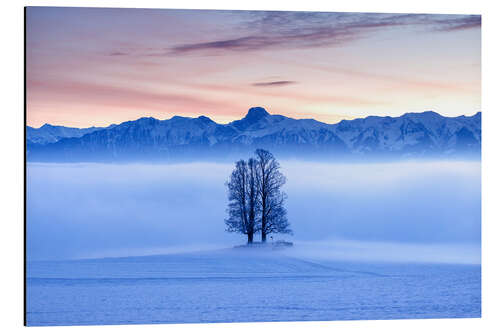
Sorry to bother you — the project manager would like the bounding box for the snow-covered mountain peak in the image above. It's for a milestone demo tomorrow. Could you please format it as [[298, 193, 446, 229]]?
[[400, 110, 442, 121], [230, 107, 272, 131], [245, 107, 270, 120], [197, 115, 215, 124]]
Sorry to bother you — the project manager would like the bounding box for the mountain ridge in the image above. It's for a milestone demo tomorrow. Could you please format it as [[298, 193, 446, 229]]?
[[27, 107, 481, 162]]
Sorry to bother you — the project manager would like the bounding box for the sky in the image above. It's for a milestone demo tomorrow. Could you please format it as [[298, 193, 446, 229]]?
[[26, 7, 481, 128]]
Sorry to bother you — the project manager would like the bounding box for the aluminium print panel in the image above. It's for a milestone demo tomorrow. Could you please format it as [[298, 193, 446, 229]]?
[[25, 6, 481, 326]]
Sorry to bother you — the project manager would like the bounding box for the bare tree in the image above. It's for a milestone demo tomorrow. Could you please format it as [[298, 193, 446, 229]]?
[[225, 150, 291, 244], [225, 160, 258, 243], [254, 149, 290, 242]]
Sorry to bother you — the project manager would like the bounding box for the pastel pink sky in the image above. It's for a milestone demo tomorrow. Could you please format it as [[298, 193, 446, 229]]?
[[26, 7, 481, 128]]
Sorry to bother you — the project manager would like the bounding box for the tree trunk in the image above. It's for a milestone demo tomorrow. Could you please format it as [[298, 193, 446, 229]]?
[[261, 201, 267, 242], [247, 233, 254, 244]]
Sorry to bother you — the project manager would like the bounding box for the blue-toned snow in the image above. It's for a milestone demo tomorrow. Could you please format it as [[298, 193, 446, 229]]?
[[26, 249, 481, 326]]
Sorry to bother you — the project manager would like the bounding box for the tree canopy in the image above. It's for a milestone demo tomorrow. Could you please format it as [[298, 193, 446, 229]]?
[[225, 149, 291, 243]]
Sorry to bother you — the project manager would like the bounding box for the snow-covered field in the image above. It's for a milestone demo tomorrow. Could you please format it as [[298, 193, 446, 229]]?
[[26, 248, 481, 326]]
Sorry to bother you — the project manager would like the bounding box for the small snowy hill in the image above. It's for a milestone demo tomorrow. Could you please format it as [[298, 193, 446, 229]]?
[[26, 107, 481, 162], [26, 248, 480, 325], [27, 248, 369, 280]]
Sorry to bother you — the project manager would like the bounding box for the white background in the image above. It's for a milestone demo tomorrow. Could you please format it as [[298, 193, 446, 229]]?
[[1, 0, 498, 332]]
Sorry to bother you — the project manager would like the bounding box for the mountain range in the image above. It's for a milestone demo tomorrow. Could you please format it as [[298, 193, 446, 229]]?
[[26, 107, 481, 162]]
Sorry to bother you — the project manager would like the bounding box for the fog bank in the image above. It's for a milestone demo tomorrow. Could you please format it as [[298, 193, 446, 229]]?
[[27, 160, 480, 262]]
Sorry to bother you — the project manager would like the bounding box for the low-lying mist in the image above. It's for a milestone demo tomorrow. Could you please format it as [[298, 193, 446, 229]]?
[[26, 160, 480, 263]]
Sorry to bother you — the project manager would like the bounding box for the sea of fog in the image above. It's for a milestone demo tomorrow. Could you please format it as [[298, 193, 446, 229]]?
[[26, 160, 481, 262]]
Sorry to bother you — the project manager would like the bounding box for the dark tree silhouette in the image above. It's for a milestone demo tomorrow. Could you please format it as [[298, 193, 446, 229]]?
[[254, 149, 291, 242], [225, 149, 291, 244], [225, 160, 258, 243]]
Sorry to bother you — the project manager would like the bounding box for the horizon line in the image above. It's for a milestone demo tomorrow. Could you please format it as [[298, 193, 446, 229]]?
[[26, 108, 482, 130]]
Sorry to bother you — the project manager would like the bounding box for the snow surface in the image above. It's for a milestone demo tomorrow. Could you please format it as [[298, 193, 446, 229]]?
[[26, 249, 481, 326]]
